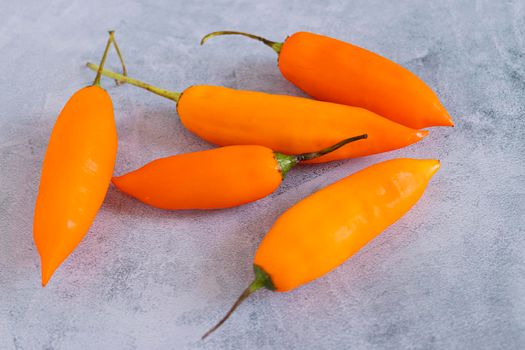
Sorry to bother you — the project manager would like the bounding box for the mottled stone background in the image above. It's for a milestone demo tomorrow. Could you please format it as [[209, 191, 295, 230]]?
[[1, 0, 524, 349]]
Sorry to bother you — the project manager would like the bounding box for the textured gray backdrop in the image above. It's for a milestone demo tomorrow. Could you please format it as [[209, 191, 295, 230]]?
[[1, 0, 524, 349]]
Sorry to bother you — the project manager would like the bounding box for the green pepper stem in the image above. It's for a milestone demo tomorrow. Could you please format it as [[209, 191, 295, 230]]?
[[275, 134, 368, 178], [110, 32, 127, 86], [201, 30, 283, 54], [202, 265, 275, 340], [92, 31, 127, 87], [86, 63, 181, 102], [92, 32, 114, 86]]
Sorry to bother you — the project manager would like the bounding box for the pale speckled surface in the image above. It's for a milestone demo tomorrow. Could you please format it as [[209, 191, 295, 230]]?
[[1, 0, 524, 349]]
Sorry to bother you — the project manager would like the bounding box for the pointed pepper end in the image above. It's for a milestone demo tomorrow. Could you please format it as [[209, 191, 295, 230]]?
[[433, 107, 454, 127], [441, 112, 454, 127], [41, 260, 55, 287], [424, 159, 441, 179], [417, 129, 429, 139], [111, 176, 122, 188], [409, 129, 429, 145], [430, 159, 441, 174]]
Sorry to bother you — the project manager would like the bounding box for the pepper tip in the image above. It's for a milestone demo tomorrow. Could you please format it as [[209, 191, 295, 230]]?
[[41, 266, 52, 287], [443, 115, 454, 127], [111, 176, 120, 186], [426, 159, 441, 177], [438, 109, 454, 127], [416, 129, 429, 139], [40, 255, 58, 287]]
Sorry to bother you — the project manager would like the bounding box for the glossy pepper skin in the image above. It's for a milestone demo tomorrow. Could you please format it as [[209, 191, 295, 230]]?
[[177, 86, 427, 163], [201, 31, 454, 129], [112, 135, 366, 210], [33, 86, 117, 286], [114, 146, 279, 210], [255, 158, 440, 291], [86, 65, 428, 163], [33, 32, 124, 286], [203, 158, 440, 338]]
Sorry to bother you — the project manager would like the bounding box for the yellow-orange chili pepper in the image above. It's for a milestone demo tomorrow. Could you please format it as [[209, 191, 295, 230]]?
[[86, 64, 427, 163], [33, 32, 126, 286], [202, 158, 440, 338], [112, 135, 366, 210], [201, 31, 454, 130]]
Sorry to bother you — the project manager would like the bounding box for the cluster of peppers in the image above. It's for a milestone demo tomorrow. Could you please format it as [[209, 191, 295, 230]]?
[[33, 30, 451, 338]]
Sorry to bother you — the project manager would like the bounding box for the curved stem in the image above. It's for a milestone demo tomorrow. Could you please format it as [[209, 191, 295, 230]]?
[[86, 63, 181, 102], [202, 265, 275, 340], [93, 32, 115, 86], [201, 281, 259, 340], [201, 30, 283, 54], [275, 134, 368, 178], [109, 31, 127, 85], [296, 134, 368, 162]]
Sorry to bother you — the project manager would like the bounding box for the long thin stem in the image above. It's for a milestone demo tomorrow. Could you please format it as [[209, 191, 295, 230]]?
[[92, 31, 127, 86], [86, 63, 181, 102], [201, 281, 261, 340], [109, 31, 127, 85], [202, 265, 275, 340], [275, 134, 368, 178], [93, 32, 114, 86], [201, 30, 283, 54], [296, 134, 368, 161]]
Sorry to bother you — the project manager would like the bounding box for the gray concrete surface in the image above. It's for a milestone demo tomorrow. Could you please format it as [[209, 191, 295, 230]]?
[[1, 0, 524, 349]]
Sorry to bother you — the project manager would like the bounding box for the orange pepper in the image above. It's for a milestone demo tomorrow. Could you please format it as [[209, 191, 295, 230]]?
[[201, 31, 454, 130], [112, 135, 366, 210], [203, 158, 440, 338], [33, 32, 125, 286], [86, 64, 427, 162]]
